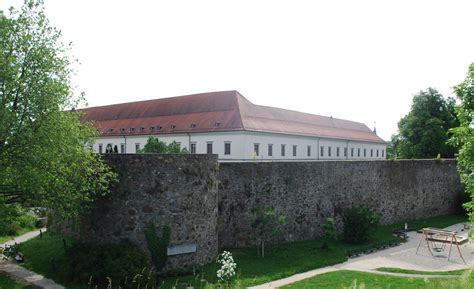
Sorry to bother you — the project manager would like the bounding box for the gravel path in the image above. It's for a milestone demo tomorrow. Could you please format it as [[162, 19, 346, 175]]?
[[249, 223, 473, 289]]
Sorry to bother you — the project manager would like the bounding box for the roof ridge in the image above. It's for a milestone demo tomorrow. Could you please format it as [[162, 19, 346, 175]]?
[[233, 91, 247, 130], [244, 115, 373, 133], [79, 90, 239, 110], [253, 103, 367, 127]]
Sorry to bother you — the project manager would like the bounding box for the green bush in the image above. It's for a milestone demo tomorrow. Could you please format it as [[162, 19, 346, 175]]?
[[0, 204, 36, 236], [66, 240, 152, 288], [145, 223, 171, 272], [343, 205, 380, 244]]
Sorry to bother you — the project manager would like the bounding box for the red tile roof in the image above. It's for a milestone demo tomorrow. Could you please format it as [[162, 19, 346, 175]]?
[[80, 91, 386, 144]]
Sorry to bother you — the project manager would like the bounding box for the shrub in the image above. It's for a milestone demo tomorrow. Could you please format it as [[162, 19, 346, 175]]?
[[0, 204, 36, 236], [343, 205, 380, 244], [321, 218, 337, 249], [66, 240, 151, 288], [145, 223, 171, 272]]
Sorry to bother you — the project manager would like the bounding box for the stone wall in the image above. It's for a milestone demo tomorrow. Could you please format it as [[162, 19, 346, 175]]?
[[71, 156, 464, 270], [79, 154, 219, 270], [218, 159, 464, 248]]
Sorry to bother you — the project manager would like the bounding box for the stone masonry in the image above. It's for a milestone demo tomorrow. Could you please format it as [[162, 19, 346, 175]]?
[[218, 159, 464, 247], [79, 154, 219, 270], [69, 156, 463, 270]]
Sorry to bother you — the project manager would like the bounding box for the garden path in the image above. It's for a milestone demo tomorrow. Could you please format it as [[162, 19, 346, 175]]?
[[0, 228, 65, 289], [249, 223, 473, 289]]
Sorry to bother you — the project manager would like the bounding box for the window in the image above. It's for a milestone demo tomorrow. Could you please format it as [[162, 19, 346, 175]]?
[[281, 144, 286, 156], [224, 142, 231, 155], [130, 127, 135, 132], [320, 146, 324, 157], [254, 143, 260, 156], [190, 143, 196, 154], [382, 150, 385, 158], [328, 146, 332, 157], [105, 143, 113, 153], [376, 149, 379, 157], [207, 142, 213, 154], [98, 143, 103, 154], [364, 148, 367, 157], [358, 148, 360, 157], [351, 148, 354, 157], [371, 149, 373, 157], [293, 145, 297, 157], [120, 143, 125, 153], [344, 147, 348, 157], [135, 143, 140, 152], [336, 147, 340, 157], [150, 126, 155, 131], [268, 144, 273, 156], [307, 145, 311, 157], [191, 123, 197, 128], [170, 124, 176, 129]]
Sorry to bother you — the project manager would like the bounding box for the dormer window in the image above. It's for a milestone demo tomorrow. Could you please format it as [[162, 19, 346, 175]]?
[[214, 122, 221, 128], [170, 124, 176, 129], [150, 126, 155, 131], [140, 127, 145, 132], [130, 127, 135, 132], [191, 123, 197, 128], [120, 128, 126, 132], [157, 125, 162, 130], [108, 128, 114, 132]]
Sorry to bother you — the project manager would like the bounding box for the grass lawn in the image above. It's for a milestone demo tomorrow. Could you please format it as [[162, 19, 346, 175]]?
[[16, 214, 468, 289], [0, 273, 40, 289], [280, 270, 473, 289], [16, 233, 83, 288], [376, 267, 468, 276]]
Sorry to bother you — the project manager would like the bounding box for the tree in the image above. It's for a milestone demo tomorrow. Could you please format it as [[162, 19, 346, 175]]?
[[450, 63, 474, 223], [139, 136, 188, 154], [387, 88, 459, 159], [251, 205, 286, 258], [0, 1, 115, 217]]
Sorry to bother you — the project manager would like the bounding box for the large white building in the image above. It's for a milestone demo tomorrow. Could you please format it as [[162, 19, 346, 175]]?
[[81, 91, 386, 161]]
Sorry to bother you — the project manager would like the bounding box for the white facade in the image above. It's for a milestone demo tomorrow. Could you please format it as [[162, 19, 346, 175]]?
[[93, 131, 386, 161]]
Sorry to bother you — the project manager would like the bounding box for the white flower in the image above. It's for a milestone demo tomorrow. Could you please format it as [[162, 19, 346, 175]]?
[[216, 251, 237, 281]]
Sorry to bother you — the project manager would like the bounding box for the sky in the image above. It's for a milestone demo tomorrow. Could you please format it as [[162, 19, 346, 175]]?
[[2, 0, 474, 141]]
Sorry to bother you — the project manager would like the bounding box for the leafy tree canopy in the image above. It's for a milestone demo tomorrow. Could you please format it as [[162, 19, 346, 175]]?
[[0, 0, 115, 217], [139, 136, 189, 154], [450, 63, 474, 222], [387, 88, 459, 159]]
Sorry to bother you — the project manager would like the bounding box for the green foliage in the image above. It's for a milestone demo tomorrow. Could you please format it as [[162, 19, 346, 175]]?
[[251, 205, 286, 258], [139, 137, 188, 154], [145, 223, 171, 272], [450, 63, 474, 223], [0, 1, 116, 218], [343, 205, 380, 244], [321, 218, 337, 250], [387, 88, 459, 159], [66, 240, 151, 288], [0, 203, 36, 237], [18, 215, 464, 289]]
